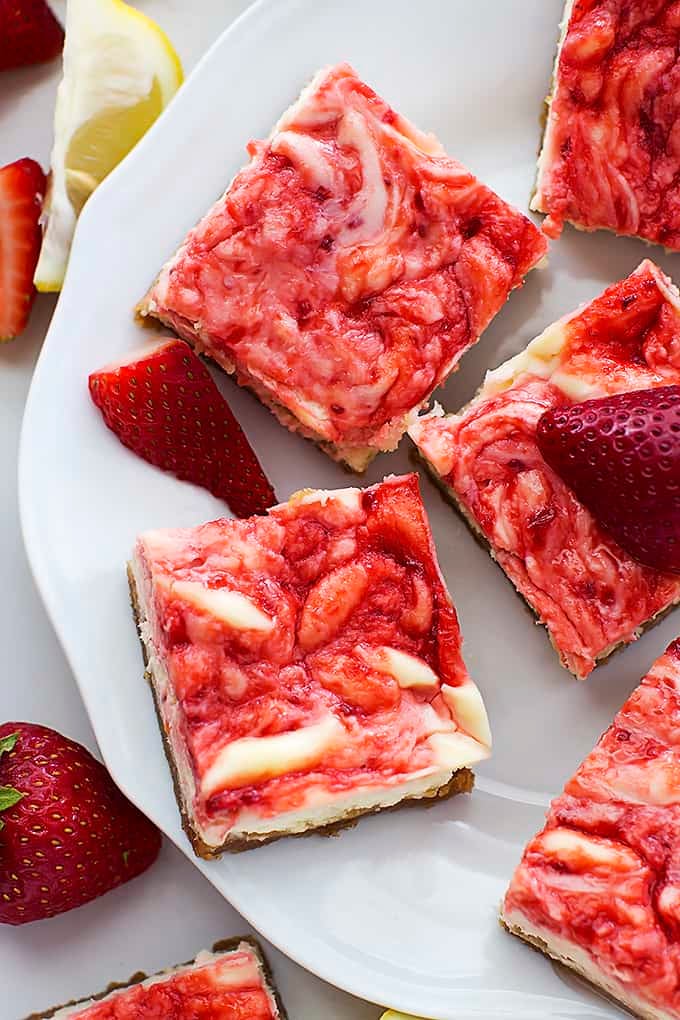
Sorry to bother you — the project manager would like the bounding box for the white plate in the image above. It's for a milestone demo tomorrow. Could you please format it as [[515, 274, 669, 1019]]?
[[19, 2, 680, 1017]]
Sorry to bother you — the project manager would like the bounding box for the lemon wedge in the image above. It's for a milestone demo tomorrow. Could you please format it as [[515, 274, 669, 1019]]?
[[34, 0, 183, 292]]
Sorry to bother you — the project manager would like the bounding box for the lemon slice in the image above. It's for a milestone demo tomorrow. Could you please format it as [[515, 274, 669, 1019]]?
[[34, 0, 183, 292], [380, 1013, 423, 1019]]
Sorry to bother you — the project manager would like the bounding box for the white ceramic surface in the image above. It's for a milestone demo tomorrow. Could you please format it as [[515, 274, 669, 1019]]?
[[19, 1, 680, 1017]]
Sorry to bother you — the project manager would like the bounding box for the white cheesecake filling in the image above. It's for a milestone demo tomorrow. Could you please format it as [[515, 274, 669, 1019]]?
[[201, 715, 346, 798], [371, 646, 440, 689], [290, 486, 362, 511], [218, 763, 477, 843], [441, 682, 492, 748], [480, 318, 572, 398], [169, 581, 275, 632]]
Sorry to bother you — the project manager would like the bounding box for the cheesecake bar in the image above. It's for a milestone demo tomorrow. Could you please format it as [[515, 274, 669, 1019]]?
[[410, 260, 680, 678], [137, 63, 547, 471], [533, 1, 680, 248], [502, 639, 680, 1020], [129, 473, 491, 857], [29, 938, 286, 1019]]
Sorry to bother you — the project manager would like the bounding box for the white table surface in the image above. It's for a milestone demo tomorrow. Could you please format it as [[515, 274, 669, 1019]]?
[[1, 3, 382, 1017]]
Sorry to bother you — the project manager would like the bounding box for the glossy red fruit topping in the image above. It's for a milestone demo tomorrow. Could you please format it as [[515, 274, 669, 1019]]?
[[0, 0, 64, 71], [89, 338, 276, 518], [0, 723, 161, 925], [0, 157, 46, 341], [536, 386, 680, 574]]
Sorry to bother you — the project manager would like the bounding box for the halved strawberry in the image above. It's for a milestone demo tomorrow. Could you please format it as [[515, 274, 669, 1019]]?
[[0, 0, 64, 71], [0, 157, 46, 341], [536, 386, 680, 574], [89, 338, 277, 518]]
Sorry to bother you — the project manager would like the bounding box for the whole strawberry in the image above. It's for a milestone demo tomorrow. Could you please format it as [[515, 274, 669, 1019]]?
[[0, 723, 161, 925], [536, 385, 680, 574], [89, 338, 276, 518], [0, 0, 64, 72]]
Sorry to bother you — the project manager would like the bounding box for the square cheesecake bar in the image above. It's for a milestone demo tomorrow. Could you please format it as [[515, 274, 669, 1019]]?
[[410, 260, 680, 679], [129, 474, 491, 857], [30, 938, 286, 1019], [502, 639, 680, 1020], [138, 63, 547, 471], [533, 1, 680, 248]]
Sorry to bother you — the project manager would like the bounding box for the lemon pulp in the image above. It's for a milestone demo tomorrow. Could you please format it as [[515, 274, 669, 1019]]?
[[65, 78, 163, 214], [35, 0, 182, 292]]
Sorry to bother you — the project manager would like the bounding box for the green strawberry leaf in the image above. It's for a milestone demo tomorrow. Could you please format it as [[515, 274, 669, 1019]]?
[[0, 786, 22, 811], [0, 785, 23, 830], [0, 732, 18, 760], [0, 735, 21, 832]]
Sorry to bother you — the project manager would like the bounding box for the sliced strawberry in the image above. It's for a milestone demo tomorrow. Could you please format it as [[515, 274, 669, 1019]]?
[[0, 0, 64, 71], [0, 722, 160, 925], [536, 386, 680, 574], [89, 338, 277, 518], [0, 157, 46, 341]]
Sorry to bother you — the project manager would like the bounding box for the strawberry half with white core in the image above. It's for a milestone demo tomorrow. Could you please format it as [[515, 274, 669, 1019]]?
[[0, 157, 46, 341], [89, 338, 276, 518], [0, 723, 161, 925], [536, 386, 680, 574]]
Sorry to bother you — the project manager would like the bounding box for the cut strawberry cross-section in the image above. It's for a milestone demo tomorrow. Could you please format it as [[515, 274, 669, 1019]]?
[[0, 157, 46, 341], [88, 338, 276, 518], [537, 386, 680, 575]]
